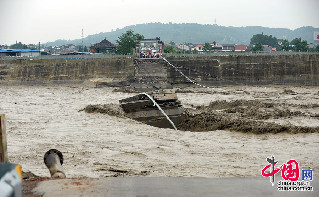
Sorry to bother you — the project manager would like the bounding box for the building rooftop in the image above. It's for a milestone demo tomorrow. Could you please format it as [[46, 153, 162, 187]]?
[[92, 39, 115, 49], [140, 37, 161, 41], [0, 49, 40, 53]]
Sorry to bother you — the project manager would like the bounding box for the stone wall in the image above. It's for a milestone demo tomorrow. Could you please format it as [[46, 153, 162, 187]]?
[[0, 58, 134, 85], [0, 54, 318, 86], [166, 54, 319, 86]]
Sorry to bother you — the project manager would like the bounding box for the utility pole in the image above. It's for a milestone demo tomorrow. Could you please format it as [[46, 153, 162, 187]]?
[[0, 114, 8, 162], [82, 28, 84, 52], [38, 42, 41, 56]]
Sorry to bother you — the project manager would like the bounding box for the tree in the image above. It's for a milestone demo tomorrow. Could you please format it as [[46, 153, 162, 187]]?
[[169, 41, 176, 45], [164, 45, 175, 53], [280, 39, 290, 51], [252, 42, 263, 51], [116, 30, 144, 55], [203, 42, 212, 51], [250, 33, 278, 48], [290, 38, 308, 52], [77, 45, 83, 52], [10, 42, 28, 49], [192, 49, 199, 54], [78, 45, 89, 52]]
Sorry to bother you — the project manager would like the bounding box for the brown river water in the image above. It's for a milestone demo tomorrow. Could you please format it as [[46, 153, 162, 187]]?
[[0, 84, 318, 178]]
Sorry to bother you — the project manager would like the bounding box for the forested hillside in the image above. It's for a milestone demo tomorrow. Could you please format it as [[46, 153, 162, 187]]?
[[46, 23, 318, 46]]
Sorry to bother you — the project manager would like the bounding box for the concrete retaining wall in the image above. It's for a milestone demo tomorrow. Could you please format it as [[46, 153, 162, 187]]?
[[166, 54, 319, 86], [0, 54, 318, 86], [0, 58, 135, 85]]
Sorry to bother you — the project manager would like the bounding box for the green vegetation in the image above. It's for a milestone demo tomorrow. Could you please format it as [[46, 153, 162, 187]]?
[[280, 39, 290, 51], [249, 33, 313, 52], [45, 23, 319, 47], [77, 45, 89, 52], [278, 38, 310, 52], [252, 43, 263, 51], [10, 42, 29, 49], [164, 45, 175, 53], [203, 43, 212, 51], [250, 33, 278, 48], [116, 30, 144, 55], [290, 38, 308, 52], [8, 42, 39, 50]]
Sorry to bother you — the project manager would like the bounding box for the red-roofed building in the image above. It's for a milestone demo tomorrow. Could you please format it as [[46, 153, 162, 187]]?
[[194, 44, 204, 52], [234, 45, 247, 52]]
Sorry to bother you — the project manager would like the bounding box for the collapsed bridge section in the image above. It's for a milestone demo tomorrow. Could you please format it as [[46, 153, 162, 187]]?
[[119, 89, 185, 129]]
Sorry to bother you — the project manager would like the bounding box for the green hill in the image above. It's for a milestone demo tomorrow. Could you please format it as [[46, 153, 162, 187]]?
[[46, 23, 319, 46]]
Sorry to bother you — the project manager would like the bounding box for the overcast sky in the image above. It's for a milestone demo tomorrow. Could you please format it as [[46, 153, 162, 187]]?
[[1, 0, 318, 45]]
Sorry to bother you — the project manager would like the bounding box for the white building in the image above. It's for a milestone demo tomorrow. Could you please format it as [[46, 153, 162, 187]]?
[[176, 44, 190, 51], [0, 49, 41, 57], [314, 32, 319, 45]]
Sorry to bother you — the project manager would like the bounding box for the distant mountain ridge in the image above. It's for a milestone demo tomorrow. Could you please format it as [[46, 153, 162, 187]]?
[[45, 23, 319, 46]]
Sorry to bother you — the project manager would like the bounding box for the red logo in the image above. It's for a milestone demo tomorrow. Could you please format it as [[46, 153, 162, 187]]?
[[262, 159, 299, 181], [262, 156, 300, 185], [317, 35, 319, 40]]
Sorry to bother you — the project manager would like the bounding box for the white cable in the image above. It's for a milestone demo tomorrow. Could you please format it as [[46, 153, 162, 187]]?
[[141, 92, 177, 130], [162, 57, 212, 89]]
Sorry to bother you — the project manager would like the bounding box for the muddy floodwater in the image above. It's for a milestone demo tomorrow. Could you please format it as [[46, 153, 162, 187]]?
[[0, 85, 318, 178]]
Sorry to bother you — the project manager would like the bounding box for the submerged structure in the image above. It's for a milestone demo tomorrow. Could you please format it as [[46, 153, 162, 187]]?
[[118, 37, 185, 129], [119, 88, 184, 129]]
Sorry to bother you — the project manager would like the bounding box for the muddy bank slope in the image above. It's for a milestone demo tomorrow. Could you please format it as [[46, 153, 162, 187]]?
[[84, 86, 319, 134]]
